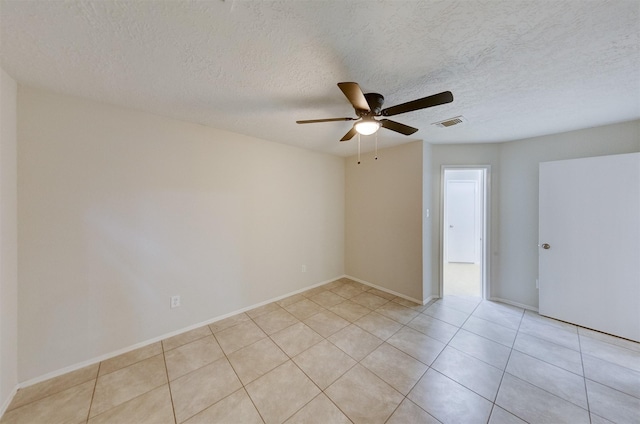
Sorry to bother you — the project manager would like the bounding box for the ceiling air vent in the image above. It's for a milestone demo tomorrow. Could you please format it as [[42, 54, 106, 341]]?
[[432, 115, 466, 128]]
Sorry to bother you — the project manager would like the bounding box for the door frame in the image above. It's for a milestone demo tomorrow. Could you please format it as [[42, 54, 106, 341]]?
[[440, 165, 491, 299]]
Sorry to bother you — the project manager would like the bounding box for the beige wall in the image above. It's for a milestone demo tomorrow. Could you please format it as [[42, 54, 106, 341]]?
[[0, 68, 18, 411], [345, 141, 424, 301], [17, 87, 345, 381]]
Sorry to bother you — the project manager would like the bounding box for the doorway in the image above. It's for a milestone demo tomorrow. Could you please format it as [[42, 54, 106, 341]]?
[[441, 166, 489, 298]]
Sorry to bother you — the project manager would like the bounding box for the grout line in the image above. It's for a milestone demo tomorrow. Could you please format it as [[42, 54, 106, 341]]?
[[511, 332, 587, 377], [85, 383, 169, 422], [502, 372, 592, 417], [582, 372, 640, 401], [240, 307, 333, 423], [4, 367, 101, 415], [272, 305, 358, 422], [578, 327, 640, 352], [256, 283, 405, 422], [499, 310, 602, 418], [11, 283, 638, 424], [487, 305, 525, 422], [96, 343, 164, 378], [217, 295, 600, 422], [577, 332, 593, 422], [161, 344, 178, 424], [381, 299, 485, 422], [216, 330, 268, 424], [85, 362, 101, 423], [285, 362, 347, 423], [510, 347, 584, 379]]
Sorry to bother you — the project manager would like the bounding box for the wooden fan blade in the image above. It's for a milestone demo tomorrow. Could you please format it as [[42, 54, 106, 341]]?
[[340, 126, 357, 142], [296, 117, 355, 124], [337, 82, 370, 112], [380, 119, 419, 135], [381, 91, 453, 117]]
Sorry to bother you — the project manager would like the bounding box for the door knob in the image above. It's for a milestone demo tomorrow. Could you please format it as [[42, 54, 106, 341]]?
[[540, 243, 551, 250]]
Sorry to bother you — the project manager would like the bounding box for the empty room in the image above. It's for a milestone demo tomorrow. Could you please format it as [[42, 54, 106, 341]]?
[[1, 1, 639, 423]]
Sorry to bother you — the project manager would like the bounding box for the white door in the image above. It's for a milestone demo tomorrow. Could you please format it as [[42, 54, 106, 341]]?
[[446, 180, 477, 263], [539, 152, 640, 342]]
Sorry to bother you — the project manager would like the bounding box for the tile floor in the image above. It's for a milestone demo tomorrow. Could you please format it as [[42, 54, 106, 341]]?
[[2, 278, 639, 424], [443, 262, 481, 297]]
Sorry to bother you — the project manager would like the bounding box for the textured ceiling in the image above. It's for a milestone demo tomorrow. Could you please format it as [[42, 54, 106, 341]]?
[[1, 0, 639, 156]]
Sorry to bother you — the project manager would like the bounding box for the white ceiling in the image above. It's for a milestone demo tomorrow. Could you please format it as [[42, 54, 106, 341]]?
[[1, 0, 639, 157]]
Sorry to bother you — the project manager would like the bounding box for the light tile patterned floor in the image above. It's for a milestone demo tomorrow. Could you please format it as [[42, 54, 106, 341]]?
[[3, 278, 640, 424], [443, 262, 481, 297]]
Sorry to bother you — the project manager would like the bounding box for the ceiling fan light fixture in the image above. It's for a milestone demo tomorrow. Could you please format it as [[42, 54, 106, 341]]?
[[354, 119, 381, 135]]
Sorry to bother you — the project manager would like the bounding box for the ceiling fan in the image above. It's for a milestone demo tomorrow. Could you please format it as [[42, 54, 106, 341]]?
[[296, 82, 453, 141]]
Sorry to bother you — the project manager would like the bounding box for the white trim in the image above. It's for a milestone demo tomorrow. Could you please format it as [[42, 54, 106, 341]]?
[[488, 297, 538, 312], [11, 275, 538, 394], [344, 275, 425, 305], [422, 295, 438, 305], [0, 385, 19, 417], [17, 275, 343, 389]]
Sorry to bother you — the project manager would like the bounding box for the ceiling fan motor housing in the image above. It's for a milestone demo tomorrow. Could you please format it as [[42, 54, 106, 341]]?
[[361, 93, 385, 116]]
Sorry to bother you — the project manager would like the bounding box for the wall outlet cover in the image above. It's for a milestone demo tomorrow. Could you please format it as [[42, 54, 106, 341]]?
[[171, 295, 181, 308]]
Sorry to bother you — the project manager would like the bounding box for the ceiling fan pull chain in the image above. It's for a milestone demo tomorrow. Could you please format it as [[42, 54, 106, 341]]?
[[375, 132, 378, 160], [357, 133, 361, 164]]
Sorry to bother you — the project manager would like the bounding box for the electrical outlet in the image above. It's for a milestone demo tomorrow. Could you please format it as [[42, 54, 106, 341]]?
[[301, 264, 307, 273], [535, 279, 539, 289], [171, 295, 181, 309]]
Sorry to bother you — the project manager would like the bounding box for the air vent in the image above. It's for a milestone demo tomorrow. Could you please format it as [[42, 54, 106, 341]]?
[[432, 115, 466, 128]]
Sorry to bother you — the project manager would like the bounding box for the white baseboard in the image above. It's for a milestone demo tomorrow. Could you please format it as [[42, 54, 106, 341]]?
[[428, 293, 538, 312], [7, 277, 540, 404], [488, 296, 538, 312], [0, 384, 19, 417], [422, 295, 438, 305], [343, 275, 426, 305], [18, 275, 343, 389]]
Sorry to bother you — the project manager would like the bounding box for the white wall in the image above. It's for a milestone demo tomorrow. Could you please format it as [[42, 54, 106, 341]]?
[[345, 141, 424, 301], [0, 68, 18, 412], [430, 120, 640, 308], [17, 87, 345, 381], [497, 121, 640, 308]]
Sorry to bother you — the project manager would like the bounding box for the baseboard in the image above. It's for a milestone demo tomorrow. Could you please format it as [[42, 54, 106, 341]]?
[[488, 296, 538, 312], [18, 275, 343, 389], [8, 275, 428, 409], [0, 384, 18, 418], [343, 275, 425, 305], [422, 295, 438, 305]]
